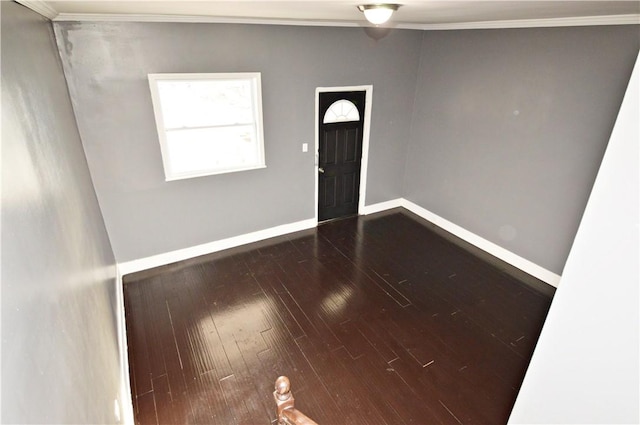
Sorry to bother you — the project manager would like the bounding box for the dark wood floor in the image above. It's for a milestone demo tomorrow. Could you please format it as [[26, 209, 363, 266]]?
[[123, 209, 553, 425]]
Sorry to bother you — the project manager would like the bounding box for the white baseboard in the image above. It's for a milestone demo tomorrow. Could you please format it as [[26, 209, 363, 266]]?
[[361, 198, 404, 215], [117, 201, 560, 287], [117, 218, 317, 276], [115, 265, 134, 425], [400, 199, 561, 287]]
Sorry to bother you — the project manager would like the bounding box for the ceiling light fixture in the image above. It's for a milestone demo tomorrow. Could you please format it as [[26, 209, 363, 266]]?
[[357, 4, 400, 25]]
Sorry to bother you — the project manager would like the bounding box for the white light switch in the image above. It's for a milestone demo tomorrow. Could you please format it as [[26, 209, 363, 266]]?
[[302, 143, 308, 152]]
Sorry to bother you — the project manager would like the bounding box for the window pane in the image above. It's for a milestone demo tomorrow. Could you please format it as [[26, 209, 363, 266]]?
[[323, 99, 360, 124], [149, 72, 265, 180], [157, 79, 255, 129], [165, 125, 261, 175]]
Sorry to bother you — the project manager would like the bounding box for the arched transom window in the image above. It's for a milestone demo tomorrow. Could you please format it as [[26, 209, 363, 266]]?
[[322, 99, 360, 124]]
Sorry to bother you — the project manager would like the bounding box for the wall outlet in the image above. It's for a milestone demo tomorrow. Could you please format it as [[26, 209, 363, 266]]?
[[302, 143, 308, 152]]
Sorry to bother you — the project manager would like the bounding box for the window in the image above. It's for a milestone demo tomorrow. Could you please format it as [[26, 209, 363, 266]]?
[[148, 73, 265, 181], [323, 99, 360, 124]]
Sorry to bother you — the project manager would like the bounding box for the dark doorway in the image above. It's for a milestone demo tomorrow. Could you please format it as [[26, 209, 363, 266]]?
[[318, 91, 366, 222]]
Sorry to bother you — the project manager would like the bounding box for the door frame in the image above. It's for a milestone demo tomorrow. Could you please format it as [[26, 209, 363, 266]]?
[[314, 85, 373, 224]]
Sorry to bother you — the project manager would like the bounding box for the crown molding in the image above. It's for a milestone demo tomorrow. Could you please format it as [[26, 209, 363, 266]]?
[[52, 13, 365, 28], [52, 12, 640, 30], [11, 0, 640, 30], [15, 0, 58, 20], [414, 14, 640, 30]]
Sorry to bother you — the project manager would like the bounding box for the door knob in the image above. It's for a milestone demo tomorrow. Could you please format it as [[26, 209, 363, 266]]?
[[318, 167, 325, 173]]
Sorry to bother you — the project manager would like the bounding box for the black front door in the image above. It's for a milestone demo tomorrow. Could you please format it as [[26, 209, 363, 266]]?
[[318, 91, 365, 222]]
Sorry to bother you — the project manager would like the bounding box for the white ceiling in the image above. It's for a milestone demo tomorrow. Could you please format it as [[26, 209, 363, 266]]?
[[31, 1, 640, 28]]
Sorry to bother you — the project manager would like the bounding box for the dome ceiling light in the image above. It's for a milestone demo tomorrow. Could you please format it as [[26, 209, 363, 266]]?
[[357, 4, 400, 25]]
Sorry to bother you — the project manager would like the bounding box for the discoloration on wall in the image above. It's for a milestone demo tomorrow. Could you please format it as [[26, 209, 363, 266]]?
[[53, 20, 422, 262], [50, 13, 638, 278]]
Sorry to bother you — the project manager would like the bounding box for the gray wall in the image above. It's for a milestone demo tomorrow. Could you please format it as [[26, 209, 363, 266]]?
[[52, 18, 639, 277], [510, 51, 639, 424], [53, 21, 423, 263], [1, 3, 121, 423], [405, 26, 639, 274]]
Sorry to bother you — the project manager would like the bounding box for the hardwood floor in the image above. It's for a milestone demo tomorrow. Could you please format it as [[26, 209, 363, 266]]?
[[123, 209, 553, 424]]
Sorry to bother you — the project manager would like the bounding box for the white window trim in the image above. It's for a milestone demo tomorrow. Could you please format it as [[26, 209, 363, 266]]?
[[148, 72, 266, 181]]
